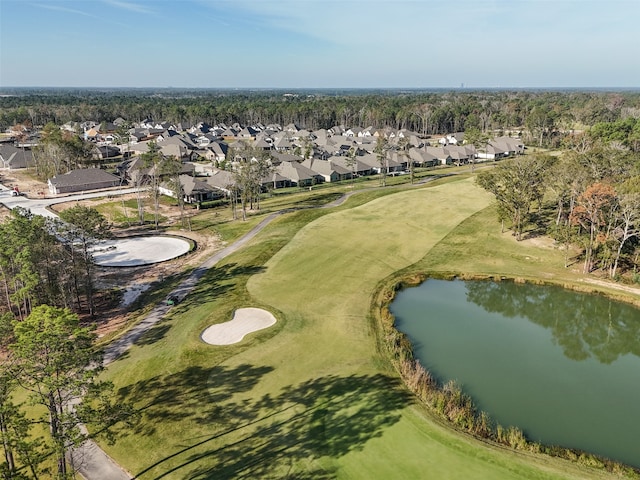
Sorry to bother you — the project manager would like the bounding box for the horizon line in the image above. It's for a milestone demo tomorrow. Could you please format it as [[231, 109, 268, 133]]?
[[2, 85, 639, 92]]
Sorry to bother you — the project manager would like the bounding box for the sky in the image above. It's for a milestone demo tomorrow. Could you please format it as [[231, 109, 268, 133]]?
[[0, 0, 639, 89]]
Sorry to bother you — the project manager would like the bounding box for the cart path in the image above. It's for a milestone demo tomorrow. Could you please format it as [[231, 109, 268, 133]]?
[[73, 177, 443, 479]]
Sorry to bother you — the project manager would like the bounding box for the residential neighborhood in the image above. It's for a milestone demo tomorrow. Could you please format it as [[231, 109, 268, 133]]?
[[1, 119, 525, 202]]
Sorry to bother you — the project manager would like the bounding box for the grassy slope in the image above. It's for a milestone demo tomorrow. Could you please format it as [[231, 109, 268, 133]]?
[[100, 177, 627, 479]]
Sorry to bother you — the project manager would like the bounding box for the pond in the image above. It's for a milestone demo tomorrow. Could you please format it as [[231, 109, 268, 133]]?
[[389, 279, 640, 468]]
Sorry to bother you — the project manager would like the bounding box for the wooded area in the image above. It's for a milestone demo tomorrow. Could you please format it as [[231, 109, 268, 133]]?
[[2, 89, 640, 148]]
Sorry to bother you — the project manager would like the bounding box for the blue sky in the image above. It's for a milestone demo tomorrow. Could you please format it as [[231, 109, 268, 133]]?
[[1, 0, 638, 89]]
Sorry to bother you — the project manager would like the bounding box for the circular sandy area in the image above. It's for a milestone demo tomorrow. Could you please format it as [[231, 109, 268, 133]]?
[[201, 308, 277, 345], [92, 236, 191, 267]]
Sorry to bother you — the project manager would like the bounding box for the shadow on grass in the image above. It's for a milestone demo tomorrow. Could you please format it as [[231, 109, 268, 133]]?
[[183, 262, 265, 308], [118, 364, 272, 433], [123, 262, 265, 348], [121, 368, 412, 479], [135, 322, 172, 346]]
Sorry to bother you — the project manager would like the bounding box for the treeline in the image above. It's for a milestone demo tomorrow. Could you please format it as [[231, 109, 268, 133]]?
[[0, 205, 133, 479], [477, 142, 640, 279], [3, 90, 640, 146], [0, 206, 108, 320]]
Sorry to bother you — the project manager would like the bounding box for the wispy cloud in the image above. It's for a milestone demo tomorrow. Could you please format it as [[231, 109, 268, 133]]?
[[33, 3, 99, 19], [102, 0, 154, 14]]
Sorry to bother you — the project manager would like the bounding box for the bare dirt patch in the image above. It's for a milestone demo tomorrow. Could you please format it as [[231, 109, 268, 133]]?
[[520, 234, 556, 249], [581, 277, 640, 297], [89, 225, 223, 338], [49, 194, 225, 338], [0, 169, 48, 197]]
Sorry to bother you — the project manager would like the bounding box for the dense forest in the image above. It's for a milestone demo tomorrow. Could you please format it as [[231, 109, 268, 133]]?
[[2, 88, 640, 148]]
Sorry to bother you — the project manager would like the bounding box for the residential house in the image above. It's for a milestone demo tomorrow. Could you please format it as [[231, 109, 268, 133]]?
[[439, 132, 465, 145], [272, 134, 295, 151], [93, 145, 121, 160], [277, 160, 323, 187], [129, 129, 147, 143], [425, 146, 453, 165], [344, 127, 363, 137], [202, 142, 228, 164], [0, 145, 35, 169], [270, 152, 303, 165], [409, 148, 439, 168], [493, 136, 525, 155], [159, 143, 190, 160], [205, 169, 236, 195], [161, 174, 226, 204], [326, 155, 373, 177], [359, 127, 374, 137], [302, 158, 350, 183], [254, 137, 273, 151], [157, 135, 196, 159], [261, 171, 291, 190], [478, 137, 525, 160], [48, 168, 121, 195], [329, 125, 345, 136], [358, 152, 403, 173], [195, 133, 218, 147], [444, 145, 476, 165], [238, 126, 260, 139]]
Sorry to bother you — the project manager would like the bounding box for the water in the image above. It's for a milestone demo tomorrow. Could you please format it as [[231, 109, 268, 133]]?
[[390, 279, 640, 468]]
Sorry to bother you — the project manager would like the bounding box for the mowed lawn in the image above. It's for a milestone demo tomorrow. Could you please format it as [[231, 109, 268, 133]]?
[[100, 177, 622, 479]]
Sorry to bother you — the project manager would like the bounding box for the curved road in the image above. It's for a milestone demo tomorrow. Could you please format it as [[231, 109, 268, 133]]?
[[0, 185, 142, 218]]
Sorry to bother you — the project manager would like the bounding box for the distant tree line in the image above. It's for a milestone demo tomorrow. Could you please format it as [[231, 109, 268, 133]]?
[[3, 90, 640, 147]]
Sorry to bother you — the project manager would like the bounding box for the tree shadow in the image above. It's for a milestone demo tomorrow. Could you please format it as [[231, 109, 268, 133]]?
[[466, 279, 640, 363], [125, 371, 412, 479], [118, 262, 266, 349], [116, 364, 273, 438], [135, 322, 172, 346], [181, 262, 265, 308]]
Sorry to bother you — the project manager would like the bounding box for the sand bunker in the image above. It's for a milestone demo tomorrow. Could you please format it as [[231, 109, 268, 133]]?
[[92, 236, 191, 267], [201, 307, 277, 345]]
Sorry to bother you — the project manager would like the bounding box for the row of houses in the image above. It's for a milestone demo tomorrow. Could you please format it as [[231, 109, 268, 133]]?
[[5, 119, 524, 197], [45, 134, 524, 200]]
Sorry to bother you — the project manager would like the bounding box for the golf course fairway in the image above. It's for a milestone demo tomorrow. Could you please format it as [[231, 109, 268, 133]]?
[[100, 177, 628, 479]]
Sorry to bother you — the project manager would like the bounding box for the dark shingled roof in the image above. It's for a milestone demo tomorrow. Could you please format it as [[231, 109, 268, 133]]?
[[49, 168, 120, 188]]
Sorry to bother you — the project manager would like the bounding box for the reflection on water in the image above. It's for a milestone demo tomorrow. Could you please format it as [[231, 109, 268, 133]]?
[[465, 281, 640, 364], [390, 279, 640, 469]]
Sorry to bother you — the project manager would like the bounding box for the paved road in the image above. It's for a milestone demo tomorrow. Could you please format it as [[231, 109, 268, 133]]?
[[0, 185, 141, 218]]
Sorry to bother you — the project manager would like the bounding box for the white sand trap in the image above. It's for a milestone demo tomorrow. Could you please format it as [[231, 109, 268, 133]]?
[[92, 236, 191, 267], [201, 308, 277, 345]]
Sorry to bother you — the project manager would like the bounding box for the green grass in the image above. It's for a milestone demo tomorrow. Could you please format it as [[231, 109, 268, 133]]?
[[98, 176, 635, 479], [93, 198, 167, 227]]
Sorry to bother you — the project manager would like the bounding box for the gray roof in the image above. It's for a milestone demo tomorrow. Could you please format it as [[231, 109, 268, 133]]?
[[277, 161, 319, 182], [48, 168, 120, 188], [0, 145, 34, 169], [205, 169, 235, 191], [302, 158, 350, 176]]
